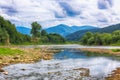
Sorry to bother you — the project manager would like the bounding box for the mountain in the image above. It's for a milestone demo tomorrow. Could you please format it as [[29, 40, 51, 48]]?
[[66, 23, 120, 41], [16, 26, 31, 35], [45, 24, 97, 37], [16, 24, 98, 37]]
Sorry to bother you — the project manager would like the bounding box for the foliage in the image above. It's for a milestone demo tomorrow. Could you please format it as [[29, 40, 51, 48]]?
[[67, 23, 120, 41], [0, 48, 23, 55], [47, 33, 66, 43], [81, 32, 93, 45], [30, 21, 66, 44], [31, 21, 41, 38], [0, 16, 31, 44], [112, 49, 120, 52], [112, 30, 120, 43], [81, 30, 120, 45], [41, 30, 48, 36], [0, 16, 66, 45]]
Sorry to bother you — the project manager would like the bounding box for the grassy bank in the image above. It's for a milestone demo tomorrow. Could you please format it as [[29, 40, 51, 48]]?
[[0, 48, 23, 55], [0, 47, 60, 68], [79, 48, 120, 55]]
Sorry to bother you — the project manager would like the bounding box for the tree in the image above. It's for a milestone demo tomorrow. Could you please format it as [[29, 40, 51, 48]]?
[[0, 16, 32, 44], [94, 33, 102, 45], [101, 33, 112, 45], [31, 22, 41, 38], [112, 30, 120, 43], [47, 33, 66, 43], [41, 30, 48, 36], [87, 37, 94, 45], [41, 36, 49, 43], [0, 27, 9, 44], [81, 32, 93, 45]]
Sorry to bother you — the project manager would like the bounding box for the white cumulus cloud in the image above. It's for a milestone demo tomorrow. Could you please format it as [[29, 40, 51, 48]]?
[[0, 0, 120, 28]]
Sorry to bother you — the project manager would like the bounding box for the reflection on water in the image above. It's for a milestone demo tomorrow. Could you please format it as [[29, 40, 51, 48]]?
[[54, 49, 88, 59], [1, 49, 120, 80], [54, 49, 112, 59]]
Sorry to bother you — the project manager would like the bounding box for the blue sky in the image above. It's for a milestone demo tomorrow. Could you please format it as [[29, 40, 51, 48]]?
[[0, 0, 120, 28]]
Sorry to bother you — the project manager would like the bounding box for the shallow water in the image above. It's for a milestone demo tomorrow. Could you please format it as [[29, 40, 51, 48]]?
[[1, 49, 120, 80]]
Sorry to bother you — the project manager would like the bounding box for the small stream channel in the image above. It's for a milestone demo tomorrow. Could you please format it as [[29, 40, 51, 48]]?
[[0, 49, 120, 80]]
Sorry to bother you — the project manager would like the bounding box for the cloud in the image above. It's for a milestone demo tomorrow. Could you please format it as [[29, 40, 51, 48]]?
[[1, 6, 18, 16], [58, 2, 81, 17], [0, 0, 120, 28], [98, 0, 113, 9]]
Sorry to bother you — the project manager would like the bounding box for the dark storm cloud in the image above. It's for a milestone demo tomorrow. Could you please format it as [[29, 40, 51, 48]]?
[[59, 2, 81, 17], [98, 0, 113, 9]]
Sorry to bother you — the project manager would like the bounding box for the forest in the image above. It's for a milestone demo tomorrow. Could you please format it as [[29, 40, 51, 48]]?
[[1, 15, 120, 46], [81, 31, 120, 45], [66, 23, 120, 41], [0, 16, 65, 45]]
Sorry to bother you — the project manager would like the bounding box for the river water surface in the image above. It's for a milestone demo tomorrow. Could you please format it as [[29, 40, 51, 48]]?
[[1, 48, 120, 80]]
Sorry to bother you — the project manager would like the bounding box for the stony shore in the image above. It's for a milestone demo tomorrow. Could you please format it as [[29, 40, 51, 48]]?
[[1, 45, 120, 78], [105, 68, 120, 80], [79, 48, 120, 80], [0, 46, 60, 74]]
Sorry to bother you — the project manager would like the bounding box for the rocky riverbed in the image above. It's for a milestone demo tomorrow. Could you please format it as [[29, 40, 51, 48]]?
[[1, 45, 120, 80], [0, 46, 60, 75]]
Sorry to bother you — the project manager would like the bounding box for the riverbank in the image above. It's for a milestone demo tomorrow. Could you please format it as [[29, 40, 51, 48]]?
[[0, 46, 60, 74], [1, 45, 120, 67], [105, 67, 120, 80], [79, 48, 120, 56], [79, 48, 120, 80], [1, 44, 120, 77]]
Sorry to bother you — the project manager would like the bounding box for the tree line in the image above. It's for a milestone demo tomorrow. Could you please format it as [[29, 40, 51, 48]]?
[[0, 16, 65, 45], [30, 21, 66, 44], [81, 30, 120, 45], [0, 16, 31, 44]]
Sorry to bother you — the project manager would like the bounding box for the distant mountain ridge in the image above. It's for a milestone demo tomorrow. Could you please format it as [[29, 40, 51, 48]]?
[[66, 23, 120, 41], [16, 26, 31, 35], [16, 24, 98, 37], [45, 24, 97, 37]]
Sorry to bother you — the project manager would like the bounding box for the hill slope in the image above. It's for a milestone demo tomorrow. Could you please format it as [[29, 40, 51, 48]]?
[[66, 23, 120, 41], [16, 26, 31, 35], [45, 24, 97, 37]]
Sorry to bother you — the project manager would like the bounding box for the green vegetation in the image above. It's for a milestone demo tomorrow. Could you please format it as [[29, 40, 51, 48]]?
[[0, 16, 65, 45], [0, 48, 23, 55], [0, 16, 31, 44], [85, 51, 113, 57], [30, 22, 66, 44], [112, 49, 120, 52], [67, 23, 120, 41], [81, 30, 120, 45], [31, 22, 41, 38]]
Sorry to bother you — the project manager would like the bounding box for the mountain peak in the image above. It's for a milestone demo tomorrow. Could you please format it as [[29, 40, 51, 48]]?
[[66, 23, 120, 41], [46, 24, 97, 37], [57, 24, 69, 27]]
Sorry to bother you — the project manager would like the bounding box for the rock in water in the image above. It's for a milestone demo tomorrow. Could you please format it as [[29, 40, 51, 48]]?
[[3, 71, 8, 75]]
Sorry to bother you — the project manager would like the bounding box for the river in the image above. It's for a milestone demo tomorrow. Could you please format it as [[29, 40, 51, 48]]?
[[1, 45, 120, 80]]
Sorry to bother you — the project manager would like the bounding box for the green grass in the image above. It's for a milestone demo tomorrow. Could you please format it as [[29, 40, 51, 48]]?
[[110, 41, 120, 46], [65, 41, 80, 44], [0, 48, 24, 55], [84, 51, 113, 57], [112, 49, 120, 52]]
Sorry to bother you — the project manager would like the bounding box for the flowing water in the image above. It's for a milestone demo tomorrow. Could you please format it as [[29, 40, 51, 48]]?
[[1, 49, 120, 80]]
